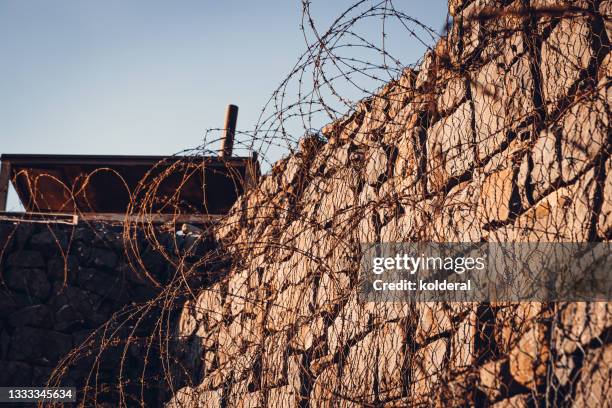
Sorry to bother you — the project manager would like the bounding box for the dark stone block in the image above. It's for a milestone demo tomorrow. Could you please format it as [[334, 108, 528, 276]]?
[[9, 327, 72, 365], [72, 226, 94, 243], [5, 292, 39, 309], [0, 330, 10, 360], [30, 229, 69, 249], [52, 285, 101, 317], [139, 249, 166, 276], [3, 268, 28, 291], [96, 300, 114, 317], [157, 234, 175, 249], [120, 262, 146, 284], [76, 267, 108, 288], [55, 304, 82, 324], [73, 241, 92, 264], [76, 268, 124, 299], [47, 255, 79, 283], [8, 304, 54, 329], [0, 292, 19, 315], [6, 250, 45, 268], [130, 285, 159, 303], [3, 268, 51, 301], [48, 282, 68, 310], [66, 287, 101, 316], [14, 223, 35, 248], [85, 312, 109, 328], [90, 248, 118, 269], [0, 360, 32, 386], [0, 222, 16, 254], [32, 365, 53, 385], [72, 329, 94, 348], [28, 270, 51, 301], [54, 320, 85, 332], [97, 344, 125, 370], [91, 226, 124, 251]]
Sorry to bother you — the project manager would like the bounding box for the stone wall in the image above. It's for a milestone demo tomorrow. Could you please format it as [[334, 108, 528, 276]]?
[[0, 220, 205, 406], [170, 1, 611, 407]]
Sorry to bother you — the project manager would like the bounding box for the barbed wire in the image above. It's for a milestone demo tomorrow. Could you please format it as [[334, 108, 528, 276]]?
[[0, 0, 610, 406]]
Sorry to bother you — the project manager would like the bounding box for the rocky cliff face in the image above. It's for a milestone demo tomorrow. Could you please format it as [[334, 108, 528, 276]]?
[[171, 1, 611, 406]]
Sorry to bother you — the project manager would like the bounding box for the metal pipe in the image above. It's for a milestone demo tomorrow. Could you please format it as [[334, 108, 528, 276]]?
[[219, 104, 238, 157]]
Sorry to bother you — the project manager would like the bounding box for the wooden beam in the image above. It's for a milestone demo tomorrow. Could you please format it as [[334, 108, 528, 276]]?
[[245, 152, 260, 189], [0, 161, 11, 211], [0, 211, 221, 225], [79, 212, 222, 224], [0, 211, 78, 225], [0, 153, 253, 167]]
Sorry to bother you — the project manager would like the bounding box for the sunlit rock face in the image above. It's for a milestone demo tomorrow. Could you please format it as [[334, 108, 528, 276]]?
[[171, 1, 611, 406]]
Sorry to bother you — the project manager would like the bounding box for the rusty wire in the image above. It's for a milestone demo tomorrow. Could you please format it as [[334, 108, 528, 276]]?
[[0, 0, 610, 407]]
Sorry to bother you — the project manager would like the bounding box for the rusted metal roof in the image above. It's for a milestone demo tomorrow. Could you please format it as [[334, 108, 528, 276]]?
[[0, 154, 259, 216]]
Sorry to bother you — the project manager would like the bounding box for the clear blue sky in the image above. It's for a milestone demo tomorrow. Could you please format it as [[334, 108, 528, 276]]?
[[0, 0, 447, 210]]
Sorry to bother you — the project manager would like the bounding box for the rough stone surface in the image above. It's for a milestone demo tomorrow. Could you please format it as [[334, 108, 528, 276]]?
[[168, 2, 611, 406], [0, 222, 201, 405], [2, 1, 607, 406]]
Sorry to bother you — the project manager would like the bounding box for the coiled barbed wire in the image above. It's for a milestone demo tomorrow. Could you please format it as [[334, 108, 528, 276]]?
[[0, 0, 609, 406]]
